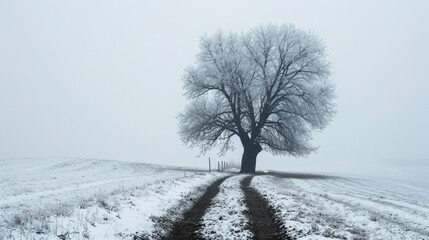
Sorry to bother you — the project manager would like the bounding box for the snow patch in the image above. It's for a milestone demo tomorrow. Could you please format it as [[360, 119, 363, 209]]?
[[199, 175, 253, 239], [251, 175, 429, 240]]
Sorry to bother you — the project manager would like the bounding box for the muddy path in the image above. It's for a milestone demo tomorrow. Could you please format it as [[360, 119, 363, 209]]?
[[163, 174, 292, 239], [165, 176, 230, 239], [241, 176, 292, 240]]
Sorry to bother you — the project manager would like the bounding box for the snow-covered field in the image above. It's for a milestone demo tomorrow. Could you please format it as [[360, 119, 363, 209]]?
[[0, 158, 226, 239], [252, 173, 429, 240], [1, 158, 428, 240]]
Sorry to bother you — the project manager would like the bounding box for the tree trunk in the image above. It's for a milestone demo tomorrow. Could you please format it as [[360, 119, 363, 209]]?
[[240, 143, 262, 173]]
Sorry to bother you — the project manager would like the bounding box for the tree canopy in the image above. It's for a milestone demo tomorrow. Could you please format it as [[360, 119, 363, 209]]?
[[179, 24, 336, 172]]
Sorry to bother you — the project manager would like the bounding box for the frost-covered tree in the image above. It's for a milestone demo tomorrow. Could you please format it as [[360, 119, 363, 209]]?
[[179, 24, 336, 173]]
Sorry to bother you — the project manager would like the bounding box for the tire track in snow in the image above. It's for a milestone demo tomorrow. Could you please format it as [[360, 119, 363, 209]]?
[[259, 175, 429, 239], [165, 175, 230, 239], [241, 176, 291, 240], [303, 178, 429, 217], [289, 179, 429, 236], [198, 175, 253, 239], [165, 174, 293, 239], [303, 189, 429, 237], [316, 178, 429, 211]]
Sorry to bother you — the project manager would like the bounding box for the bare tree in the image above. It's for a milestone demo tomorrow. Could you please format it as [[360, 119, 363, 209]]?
[[179, 24, 336, 173]]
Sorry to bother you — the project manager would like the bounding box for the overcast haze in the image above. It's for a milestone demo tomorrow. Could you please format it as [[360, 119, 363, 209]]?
[[1, 1, 428, 172]]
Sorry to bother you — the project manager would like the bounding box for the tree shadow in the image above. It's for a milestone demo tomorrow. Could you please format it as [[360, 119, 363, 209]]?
[[255, 171, 336, 179]]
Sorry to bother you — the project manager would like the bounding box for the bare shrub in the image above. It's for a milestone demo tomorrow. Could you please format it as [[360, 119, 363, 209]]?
[[95, 193, 110, 210], [78, 197, 94, 209], [311, 221, 320, 232], [11, 214, 23, 227], [322, 227, 335, 237], [51, 203, 73, 217]]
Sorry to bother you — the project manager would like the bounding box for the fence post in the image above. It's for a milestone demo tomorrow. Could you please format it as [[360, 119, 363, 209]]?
[[209, 157, 211, 172]]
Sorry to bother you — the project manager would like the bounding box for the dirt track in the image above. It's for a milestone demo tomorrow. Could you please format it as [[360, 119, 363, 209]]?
[[162, 173, 297, 239], [165, 176, 230, 239], [241, 176, 291, 240]]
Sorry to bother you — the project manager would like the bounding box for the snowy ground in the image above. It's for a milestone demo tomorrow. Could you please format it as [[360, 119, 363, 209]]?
[[199, 174, 252, 239], [252, 173, 429, 240], [0, 158, 226, 239], [1, 158, 428, 239]]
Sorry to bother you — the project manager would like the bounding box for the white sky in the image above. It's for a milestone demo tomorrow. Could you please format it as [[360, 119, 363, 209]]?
[[1, 0, 428, 172]]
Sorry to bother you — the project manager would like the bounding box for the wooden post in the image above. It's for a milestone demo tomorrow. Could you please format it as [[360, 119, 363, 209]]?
[[209, 157, 211, 172], [218, 161, 220, 171]]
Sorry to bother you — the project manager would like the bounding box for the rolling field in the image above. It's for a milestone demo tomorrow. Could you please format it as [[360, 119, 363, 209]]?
[[0, 158, 428, 239]]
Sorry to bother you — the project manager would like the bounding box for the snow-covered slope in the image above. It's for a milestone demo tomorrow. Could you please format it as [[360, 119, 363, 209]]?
[[0, 158, 226, 239], [2, 158, 427, 239], [252, 174, 429, 239]]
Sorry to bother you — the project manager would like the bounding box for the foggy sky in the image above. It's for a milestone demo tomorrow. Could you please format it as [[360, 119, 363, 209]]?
[[1, 0, 428, 172]]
